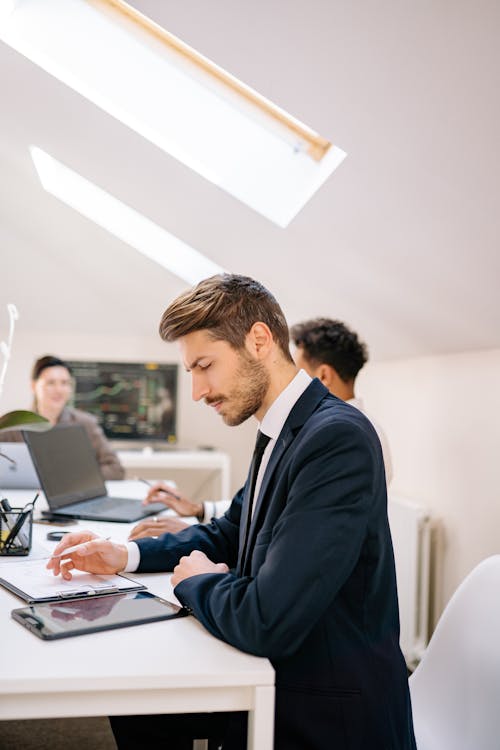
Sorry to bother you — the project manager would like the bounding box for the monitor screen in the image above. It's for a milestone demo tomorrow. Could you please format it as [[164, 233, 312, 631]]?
[[67, 361, 178, 444]]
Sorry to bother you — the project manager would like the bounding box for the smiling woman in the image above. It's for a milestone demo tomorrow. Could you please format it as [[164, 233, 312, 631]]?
[[1, 355, 124, 480], [31, 356, 73, 425]]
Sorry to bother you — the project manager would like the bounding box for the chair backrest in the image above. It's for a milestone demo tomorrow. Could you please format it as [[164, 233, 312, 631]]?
[[409, 555, 500, 750]]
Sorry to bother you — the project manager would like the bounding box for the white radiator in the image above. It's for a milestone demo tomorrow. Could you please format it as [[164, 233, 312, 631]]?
[[388, 493, 431, 667]]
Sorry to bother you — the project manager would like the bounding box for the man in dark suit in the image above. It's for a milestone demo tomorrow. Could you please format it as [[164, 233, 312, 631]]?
[[48, 274, 416, 750]]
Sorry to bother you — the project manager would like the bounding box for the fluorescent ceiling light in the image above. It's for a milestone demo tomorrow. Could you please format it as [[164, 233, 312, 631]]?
[[30, 146, 225, 285], [1, 0, 347, 227]]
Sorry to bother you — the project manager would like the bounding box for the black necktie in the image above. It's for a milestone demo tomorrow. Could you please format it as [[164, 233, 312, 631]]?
[[240, 430, 271, 573]]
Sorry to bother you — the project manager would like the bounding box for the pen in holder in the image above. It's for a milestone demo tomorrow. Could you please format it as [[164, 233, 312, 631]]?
[[0, 498, 35, 556]]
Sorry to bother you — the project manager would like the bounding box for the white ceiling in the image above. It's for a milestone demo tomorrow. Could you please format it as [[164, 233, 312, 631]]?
[[1, 0, 499, 361]]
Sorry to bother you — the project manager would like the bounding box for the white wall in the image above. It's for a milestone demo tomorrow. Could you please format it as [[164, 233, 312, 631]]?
[[358, 349, 500, 623]]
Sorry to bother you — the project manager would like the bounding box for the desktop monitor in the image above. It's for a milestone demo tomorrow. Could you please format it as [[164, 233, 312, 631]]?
[[67, 360, 178, 445]]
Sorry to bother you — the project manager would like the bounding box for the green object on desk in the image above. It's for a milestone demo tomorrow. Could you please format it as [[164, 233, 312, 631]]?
[[0, 409, 51, 434]]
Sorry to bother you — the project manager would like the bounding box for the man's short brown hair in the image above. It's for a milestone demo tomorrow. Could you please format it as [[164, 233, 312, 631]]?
[[159, 274, 293, 361]]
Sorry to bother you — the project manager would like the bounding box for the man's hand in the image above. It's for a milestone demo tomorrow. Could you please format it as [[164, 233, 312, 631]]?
[[143, 482, 204, 520], [171, 550, 229, 587], [128, 516, 190, 540], [46, 530, 128, 581]]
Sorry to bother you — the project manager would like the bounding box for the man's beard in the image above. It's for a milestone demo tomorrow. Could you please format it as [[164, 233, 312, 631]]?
[[206, 351, 270, 426]]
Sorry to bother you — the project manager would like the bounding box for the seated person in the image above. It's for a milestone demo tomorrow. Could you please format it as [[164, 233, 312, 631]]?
[[2, 355, 124, 480], [130, 318, 392, 539], [48, 273, 416, 750]]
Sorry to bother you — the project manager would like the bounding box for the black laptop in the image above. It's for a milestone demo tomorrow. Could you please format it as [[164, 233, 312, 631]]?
[[24, 425, 166, 523]]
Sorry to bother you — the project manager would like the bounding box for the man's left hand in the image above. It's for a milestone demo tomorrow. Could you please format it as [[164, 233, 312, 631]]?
[[171, 550, 229, 586]]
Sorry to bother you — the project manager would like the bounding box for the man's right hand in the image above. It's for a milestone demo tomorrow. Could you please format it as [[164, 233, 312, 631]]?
[[143, 482, 204, 520], [46, 531, 128, 581]]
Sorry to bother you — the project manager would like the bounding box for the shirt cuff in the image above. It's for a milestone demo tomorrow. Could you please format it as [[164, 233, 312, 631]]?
[[124, 541, 141, 572], [202, 501, 217, 524]]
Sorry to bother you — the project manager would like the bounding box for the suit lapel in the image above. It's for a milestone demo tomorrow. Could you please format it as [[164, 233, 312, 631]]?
[[239, 379, 328, 575], [251, 427, 293, 522]]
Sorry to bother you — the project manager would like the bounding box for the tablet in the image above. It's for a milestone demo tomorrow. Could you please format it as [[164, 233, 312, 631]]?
[[11, 591, 187, 640]]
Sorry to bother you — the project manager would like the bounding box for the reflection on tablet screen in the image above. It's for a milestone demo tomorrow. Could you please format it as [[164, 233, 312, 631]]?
[[12, 591, 186, 639]]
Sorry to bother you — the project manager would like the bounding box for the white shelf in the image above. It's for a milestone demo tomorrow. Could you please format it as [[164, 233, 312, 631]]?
[[117, 449, 230, 499]]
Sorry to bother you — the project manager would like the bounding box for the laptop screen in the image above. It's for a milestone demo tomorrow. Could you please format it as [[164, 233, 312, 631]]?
[[0, 442, 40, 489], [24, 425, 106, 509]]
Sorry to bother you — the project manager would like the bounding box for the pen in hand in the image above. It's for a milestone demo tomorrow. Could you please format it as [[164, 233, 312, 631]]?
[[45, 533, 128, 580], [138, 477, 182, 501], [48, 536, 111, 559]]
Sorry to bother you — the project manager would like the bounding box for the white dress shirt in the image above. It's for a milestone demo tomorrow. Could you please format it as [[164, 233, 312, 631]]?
[[125, 370, 312, 572], [252, 368, 311, 513], [347, 397, 393, 485]]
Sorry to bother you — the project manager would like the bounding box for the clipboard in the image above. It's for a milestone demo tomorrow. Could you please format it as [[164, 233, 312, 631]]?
[[0, 559, 145, 604]]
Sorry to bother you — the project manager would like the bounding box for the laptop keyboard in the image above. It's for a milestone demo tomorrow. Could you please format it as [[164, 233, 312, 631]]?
[[80, 496, 135, 511], [65, 497, 166, 515]]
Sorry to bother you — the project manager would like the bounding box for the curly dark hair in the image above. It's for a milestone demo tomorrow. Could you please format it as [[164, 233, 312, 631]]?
[[290, 318, 368, 383]]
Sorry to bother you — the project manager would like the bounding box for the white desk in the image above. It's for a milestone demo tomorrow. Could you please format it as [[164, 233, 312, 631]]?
[[0, 485, 274, 750], [117, 449, 231, 500]]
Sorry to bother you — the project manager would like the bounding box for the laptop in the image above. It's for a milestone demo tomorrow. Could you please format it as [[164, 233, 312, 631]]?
[[24, 425, 166, 523], [0, 442, 41, 489]]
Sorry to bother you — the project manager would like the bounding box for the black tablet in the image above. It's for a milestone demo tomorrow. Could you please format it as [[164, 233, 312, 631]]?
[[11, 591, 187, 640]]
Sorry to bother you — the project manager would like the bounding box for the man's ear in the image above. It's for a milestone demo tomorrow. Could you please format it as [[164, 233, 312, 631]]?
[[246, 322, 273, 359], [316, 363, 338, 389]]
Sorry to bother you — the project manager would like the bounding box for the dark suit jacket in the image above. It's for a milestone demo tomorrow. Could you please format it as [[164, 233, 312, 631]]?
[[136, 380, 416, 750]]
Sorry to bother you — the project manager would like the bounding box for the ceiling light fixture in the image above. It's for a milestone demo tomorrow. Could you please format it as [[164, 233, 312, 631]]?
[[1, 0, 347, 227], [30, 145, 225, 285]]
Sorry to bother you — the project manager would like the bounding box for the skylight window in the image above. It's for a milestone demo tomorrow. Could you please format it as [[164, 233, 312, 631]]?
[[30, 146, 225, 285], [1, 0, 347, 226]]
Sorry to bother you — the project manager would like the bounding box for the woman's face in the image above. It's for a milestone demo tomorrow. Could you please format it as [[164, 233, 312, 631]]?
[[32, 365, 73, 416]]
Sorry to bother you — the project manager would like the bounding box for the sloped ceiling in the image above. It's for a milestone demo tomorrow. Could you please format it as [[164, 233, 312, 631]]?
[[1, 0, 499, 360]]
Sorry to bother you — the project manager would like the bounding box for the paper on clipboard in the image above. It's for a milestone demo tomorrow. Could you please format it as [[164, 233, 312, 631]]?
[[0, 559, 144, 602]]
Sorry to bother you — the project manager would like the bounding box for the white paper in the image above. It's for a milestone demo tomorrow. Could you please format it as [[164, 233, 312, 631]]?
[[0, 559, 142, 601]]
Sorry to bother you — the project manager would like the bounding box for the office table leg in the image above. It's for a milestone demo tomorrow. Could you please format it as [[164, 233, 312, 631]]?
[[247, 685, 274, 750]]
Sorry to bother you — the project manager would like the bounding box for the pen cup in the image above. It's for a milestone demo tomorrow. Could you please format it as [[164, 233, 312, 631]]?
[[0, 505, 33, 556]]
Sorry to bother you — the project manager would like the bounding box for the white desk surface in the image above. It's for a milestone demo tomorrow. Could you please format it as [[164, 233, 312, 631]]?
[[0, 483, 274, 750]]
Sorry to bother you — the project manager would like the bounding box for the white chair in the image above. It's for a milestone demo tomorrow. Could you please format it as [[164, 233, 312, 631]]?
[[409, 555, 500, 750]]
